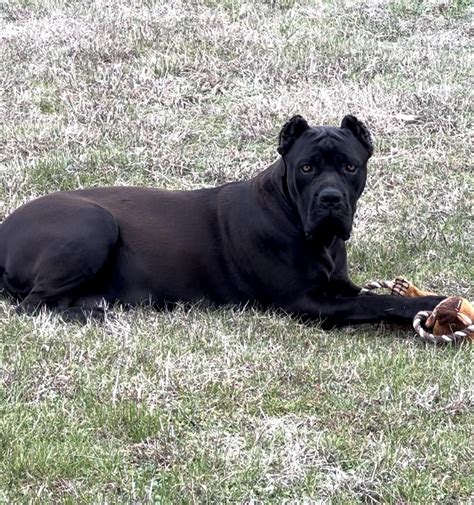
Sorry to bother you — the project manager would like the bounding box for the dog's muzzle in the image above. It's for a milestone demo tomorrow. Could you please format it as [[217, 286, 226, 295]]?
[[318, 188, 345, 209], [304, 188, 352, 241]]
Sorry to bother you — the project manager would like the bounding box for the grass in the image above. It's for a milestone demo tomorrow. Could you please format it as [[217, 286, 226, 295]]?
[[0, 0, 472, 502]]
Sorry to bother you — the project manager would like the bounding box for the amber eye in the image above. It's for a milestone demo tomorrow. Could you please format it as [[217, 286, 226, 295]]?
[[301, 164, 312, 173], [345, 164, 357, 173]]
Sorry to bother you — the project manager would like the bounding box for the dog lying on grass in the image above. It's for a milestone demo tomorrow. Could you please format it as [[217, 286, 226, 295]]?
[[0, 115, 444, 324]]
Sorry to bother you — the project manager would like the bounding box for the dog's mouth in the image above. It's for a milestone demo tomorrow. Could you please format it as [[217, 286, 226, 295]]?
[[304, 208, 353, 242]]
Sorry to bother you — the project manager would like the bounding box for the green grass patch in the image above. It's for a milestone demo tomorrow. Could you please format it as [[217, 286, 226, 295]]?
[[0, 0, 472, 501]]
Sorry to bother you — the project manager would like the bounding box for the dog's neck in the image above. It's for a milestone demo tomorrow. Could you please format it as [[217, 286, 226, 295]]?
[[253, 158, 294, 211]]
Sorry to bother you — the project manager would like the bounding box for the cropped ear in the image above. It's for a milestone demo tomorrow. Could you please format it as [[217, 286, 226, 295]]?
[[277, 115, 310, 156], [341, 115, 373, 156]]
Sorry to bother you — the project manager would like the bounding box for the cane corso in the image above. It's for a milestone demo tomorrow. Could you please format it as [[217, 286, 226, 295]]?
[[0, 115, 444, 324]]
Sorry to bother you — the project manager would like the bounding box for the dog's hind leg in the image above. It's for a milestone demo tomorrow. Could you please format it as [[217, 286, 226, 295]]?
[[2, 200, 120, 317]]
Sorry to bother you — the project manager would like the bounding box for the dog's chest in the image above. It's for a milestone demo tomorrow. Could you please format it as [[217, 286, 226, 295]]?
[[295, 247, 335, 293]]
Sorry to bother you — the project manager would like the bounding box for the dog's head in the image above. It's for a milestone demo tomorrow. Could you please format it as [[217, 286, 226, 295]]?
[[277, 114, 373, 242]]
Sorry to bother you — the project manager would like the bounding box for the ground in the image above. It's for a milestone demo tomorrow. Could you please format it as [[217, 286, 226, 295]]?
[[0, 0, 472, 502]]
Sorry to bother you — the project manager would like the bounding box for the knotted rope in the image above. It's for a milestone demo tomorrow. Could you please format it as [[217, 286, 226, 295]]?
[[359, 280, 396, 296], [412, 311, 474, 344]]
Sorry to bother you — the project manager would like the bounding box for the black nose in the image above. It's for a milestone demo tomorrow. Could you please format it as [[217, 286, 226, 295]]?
[[319, 188, 344, 207]]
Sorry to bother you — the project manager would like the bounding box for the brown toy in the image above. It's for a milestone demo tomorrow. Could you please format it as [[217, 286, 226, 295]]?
[[360, 277, 474, 344], [424, 297, 474, 339]]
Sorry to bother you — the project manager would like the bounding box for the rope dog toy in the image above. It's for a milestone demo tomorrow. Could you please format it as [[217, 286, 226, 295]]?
[[360, 277, 474, 344]]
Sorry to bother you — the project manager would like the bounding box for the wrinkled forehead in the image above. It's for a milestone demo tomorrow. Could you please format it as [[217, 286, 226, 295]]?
[[289, 126, 368, 164]]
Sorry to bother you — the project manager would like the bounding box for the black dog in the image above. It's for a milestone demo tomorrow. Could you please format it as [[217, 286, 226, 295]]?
[[0, 115, 444, 324]]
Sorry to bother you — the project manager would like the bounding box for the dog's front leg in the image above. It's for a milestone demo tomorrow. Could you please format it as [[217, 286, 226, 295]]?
[[322, 278, 363, 297], [281, 293, 446, 329]]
